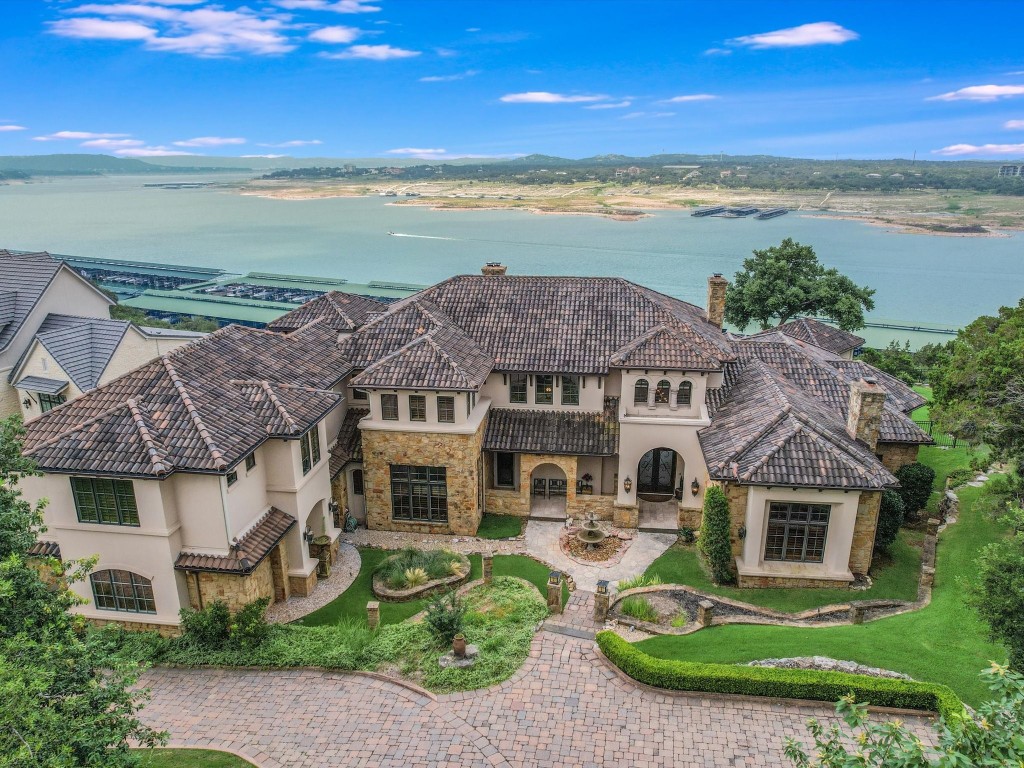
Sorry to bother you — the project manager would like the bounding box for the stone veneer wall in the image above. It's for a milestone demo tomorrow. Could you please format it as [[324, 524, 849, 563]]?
[[331, 470, 348, 516], [877, 443, 921, 474], [722, 482, 749, 563], [483, 453, 616, 520], [569, 493, 616, 520], [737, 574, 851, 589], [88, 618, 181, 638], [362, 418, 487, 535], [849, 490, 881, 575], [185, 554, 275, 612], [485, 488, 527, 516], [678, 505, 702, 530]]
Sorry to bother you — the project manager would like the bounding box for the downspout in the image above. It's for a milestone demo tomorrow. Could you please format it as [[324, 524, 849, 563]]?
[[218, 474, 232, 558]]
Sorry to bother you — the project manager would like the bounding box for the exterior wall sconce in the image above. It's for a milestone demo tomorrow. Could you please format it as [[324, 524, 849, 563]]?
[[690, 478, 701, 496], [623, 476, 632, 493], [738, 525, 747, 540], [303, 526, 315, 545]]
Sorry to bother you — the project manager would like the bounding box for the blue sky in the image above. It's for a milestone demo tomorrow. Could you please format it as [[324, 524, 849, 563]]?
[[2, 0, 1024, 160]]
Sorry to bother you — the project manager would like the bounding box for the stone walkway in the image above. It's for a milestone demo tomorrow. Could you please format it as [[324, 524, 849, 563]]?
[[341, 528, 528, 556], [265, 544, 362, 624], [140, 630, 934, 767], [525, 520, 676, 591]]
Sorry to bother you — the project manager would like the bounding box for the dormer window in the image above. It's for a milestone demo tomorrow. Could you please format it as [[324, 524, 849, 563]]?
[[561, 376, 579, 406], [677, 381, 692, 406], [634, 379, 649, 405], [655, 380, 671, 404], [381, 393, 399, 420], [409, 394, 427, 422], [535, 375, 553, 405], [509, 374, 527, 404], [352, 388, 368, 401]]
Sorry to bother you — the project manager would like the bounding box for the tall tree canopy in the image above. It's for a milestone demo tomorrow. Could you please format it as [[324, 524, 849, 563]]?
[[932, 298, 1024, 464], [724, 238, 876, 331]]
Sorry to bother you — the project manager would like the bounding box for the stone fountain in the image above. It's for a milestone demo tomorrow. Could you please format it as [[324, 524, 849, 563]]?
[[576, 513, 607, 550]]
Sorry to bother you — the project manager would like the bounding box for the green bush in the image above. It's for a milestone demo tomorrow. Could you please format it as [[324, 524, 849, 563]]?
[[874, 490, 906, 553], [620, 596, 659, 623], [895, 462, 936, 520], [232, 597, 271, 649], [698, 486, 734, 584], [179, 600, 232, 648], [946, 468, 976, 488], [597, 631, 963, 719], [374, 548, 464, 589], [423, 591, 467, 646], [678, 526, 696, 544]]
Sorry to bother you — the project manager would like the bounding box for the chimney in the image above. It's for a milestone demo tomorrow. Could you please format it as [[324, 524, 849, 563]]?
[[481, 262, 507, 276], [706, 273, 728, 328], [846, 378, 886, 450]]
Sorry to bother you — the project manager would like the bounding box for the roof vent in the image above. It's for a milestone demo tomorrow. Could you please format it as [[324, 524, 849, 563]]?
[[481, 262, 507, 276]]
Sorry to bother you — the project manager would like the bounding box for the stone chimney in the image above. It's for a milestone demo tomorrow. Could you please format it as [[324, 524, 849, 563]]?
[[481, 262, 507, 276], [706, 273, 728, 328], [846, 378, 886, 450]]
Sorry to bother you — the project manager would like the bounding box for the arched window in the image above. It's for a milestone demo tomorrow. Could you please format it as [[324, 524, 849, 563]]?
[[677, 381, 692, 406], [655, 379, 671, 404], [90, 569, 156, 614], [633, 378, 649, 405]]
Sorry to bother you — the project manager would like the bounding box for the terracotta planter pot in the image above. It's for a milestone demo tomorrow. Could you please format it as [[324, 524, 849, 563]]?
[[452, 634, 467, 659]]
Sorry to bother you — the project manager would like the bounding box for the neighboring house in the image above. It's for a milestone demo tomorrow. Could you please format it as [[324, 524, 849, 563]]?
[[0, 250, 114, 416], [11, 314, 202, 419], [21, 265, 932, 632], [766, 317, 865, 359]]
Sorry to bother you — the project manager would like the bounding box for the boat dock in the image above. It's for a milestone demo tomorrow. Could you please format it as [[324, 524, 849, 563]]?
[[691, 206, 725, 217], [755, 208, 788, 219], [712, 206, 759, 218]]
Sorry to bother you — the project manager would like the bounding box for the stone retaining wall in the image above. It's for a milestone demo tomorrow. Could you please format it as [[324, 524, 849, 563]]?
[[371, 553, 472, 602]]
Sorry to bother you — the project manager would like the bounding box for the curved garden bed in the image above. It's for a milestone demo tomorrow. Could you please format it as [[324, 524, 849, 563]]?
[[371, 549, 471, 602]]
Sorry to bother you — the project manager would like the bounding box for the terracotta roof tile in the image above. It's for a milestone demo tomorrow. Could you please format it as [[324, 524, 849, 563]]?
[[28, 540, 61, 559], [766, 317, 865, 355], [330, 408, 367, 477], [174, 507, 295, 574], [267, 291, 387, 333], [484, 399, 619, 456]]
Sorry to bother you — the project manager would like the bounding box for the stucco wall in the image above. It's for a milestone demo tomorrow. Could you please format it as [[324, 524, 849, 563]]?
[[616, 420, 710, 511], [480, 371, 606, 411]]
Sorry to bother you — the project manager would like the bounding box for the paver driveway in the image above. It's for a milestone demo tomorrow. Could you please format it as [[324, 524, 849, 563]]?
[[139, 630, 933, 768]]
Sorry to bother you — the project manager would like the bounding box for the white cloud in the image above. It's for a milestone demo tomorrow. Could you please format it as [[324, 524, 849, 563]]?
[[584, 100, 632, 110], [115, 145, 196, 156], [242, 154, 287, 158], [308, 25, 361, 43], [1005, 120, 1024, 130], [621, 111, 675, 120], [419, 70, 479, 82], [435, 47, 457, 57], [928, 84, 1024, 102], [34, 130, 131, 141], [661, 94, 718, 103], [386, 148, 523, 159], [323, 44, 420, 59], [387, 147, 446, 156], [49, 17, 156, 41], [466, 27, 480, 32], [0, 125, 26, 132], [258, 139, 323, 147], [933, 142, 1024, 156], [703, 47, 731, 56], [727, 21, 859, 49], [172, 136, 246, 147], [500, 91, 608, 104], [80, 138, 146, 148], [272, 0, 380, 12]]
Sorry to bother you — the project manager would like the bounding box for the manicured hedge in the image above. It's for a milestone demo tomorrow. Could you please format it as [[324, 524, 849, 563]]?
[[597, 631, 964, 719]]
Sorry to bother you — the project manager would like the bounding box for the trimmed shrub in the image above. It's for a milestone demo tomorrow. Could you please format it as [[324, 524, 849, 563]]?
[[179, 600, 231, 648], [232, 597, 271, 649], [596, 631, 963, 719], [424, 591, 466, 646], [874, 490, 906, 553], [894, 462, 936, 520], [620, 596, 659, 623], [698, 486, 734, 584]]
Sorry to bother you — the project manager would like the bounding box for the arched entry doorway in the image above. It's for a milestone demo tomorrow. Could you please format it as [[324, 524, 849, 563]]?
[[529, 462, 567, 520], [637, 447, 677, 501]]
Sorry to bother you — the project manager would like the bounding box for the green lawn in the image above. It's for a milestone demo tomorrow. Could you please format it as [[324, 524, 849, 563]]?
[[636, 480, 1009, 706], [643, 528, 923, 614], [912, 384, 932, 421], [476, 513, 524, 539], [297, 549, 562, 627], [135, 749, 254, 767]]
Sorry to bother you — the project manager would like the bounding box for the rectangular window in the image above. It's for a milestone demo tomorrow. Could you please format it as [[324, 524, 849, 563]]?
[[764, 503, 831, 563], [409, 394, 427, 422], [227, 470, 238, 486], [90, 569, 155, 614], [494, 452, 515, 488], [352, 468, 364, 495], [300, 428, 321, 475], [509, 374, 527, 404], [38, 392, 66, 413], [561, 376, 580, 405], [381, 393, 399, 420], [245, 453, 256, 472], [390, 464, 448, 523], [437, 395, 455, 423], [352, 388, 368, 401], [71, 478, 139, 526], [535, 374, 553, 405]]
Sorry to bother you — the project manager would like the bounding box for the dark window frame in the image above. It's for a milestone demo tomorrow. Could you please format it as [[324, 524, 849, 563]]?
[[654, 379, 671, 404], [561, 375, 580, 406], [352, 468, 364, 495], [409, 394, 427, 422], [352, 387, 369, 401], [764, 502, 831, 563], [381, 393, 399, 420], [227, 470, 239, 486], [677, 381, 692, 406], [390, 464, 448, 523], [634, 378, 649, 405], [71, 477, 139, 526], [509, 373, 527, 404], [300, 427, 321, 475], [437, 395, 455, 423], [90, 569, 156, 614], [38, 392, 66, 413], [535, 374, 554, 405], [494, 452, 516, 488], [245, 452, 257, 472]]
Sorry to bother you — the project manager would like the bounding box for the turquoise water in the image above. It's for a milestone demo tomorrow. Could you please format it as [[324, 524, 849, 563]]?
[[1, 174, 1021, 344]]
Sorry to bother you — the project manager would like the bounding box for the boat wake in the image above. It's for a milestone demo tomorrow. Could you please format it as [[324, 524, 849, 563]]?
[[387, 232, 458, 240]]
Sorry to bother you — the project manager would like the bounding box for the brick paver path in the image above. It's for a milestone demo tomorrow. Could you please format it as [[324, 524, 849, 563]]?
[[139, 631, 934, 767]]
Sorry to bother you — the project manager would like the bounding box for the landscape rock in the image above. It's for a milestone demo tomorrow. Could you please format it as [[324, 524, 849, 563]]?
[[747, 656, 912, 680]]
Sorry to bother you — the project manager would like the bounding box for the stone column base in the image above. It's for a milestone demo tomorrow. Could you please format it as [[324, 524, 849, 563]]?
[[612, 505, 639, 529], [288, 570, 318, 598]]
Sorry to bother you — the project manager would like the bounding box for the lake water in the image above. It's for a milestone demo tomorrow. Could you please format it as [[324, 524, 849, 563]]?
[[1, 174, 1022, 347]]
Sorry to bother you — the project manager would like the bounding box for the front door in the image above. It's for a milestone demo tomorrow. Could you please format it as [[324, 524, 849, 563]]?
[[638, 448, 676, 496]]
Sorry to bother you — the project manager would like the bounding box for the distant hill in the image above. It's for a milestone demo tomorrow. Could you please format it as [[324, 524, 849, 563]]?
[[0, 154, 247, 175]]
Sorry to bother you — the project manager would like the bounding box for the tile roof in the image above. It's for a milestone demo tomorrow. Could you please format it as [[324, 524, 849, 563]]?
[[767, 318, 865, 356], [352, 323, 494, 390], [31, 314, 131, 391], [28, 539, 61, 559], [175, 507, 295, 574], [267, 291, 388, 334], [343, 276, 734, 377], [16, 375, 69, 395], [23, 323, 351, 477], [699, 361, 897, 489], [484, 398, 620, 456], [330, 408, 366, 478]]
